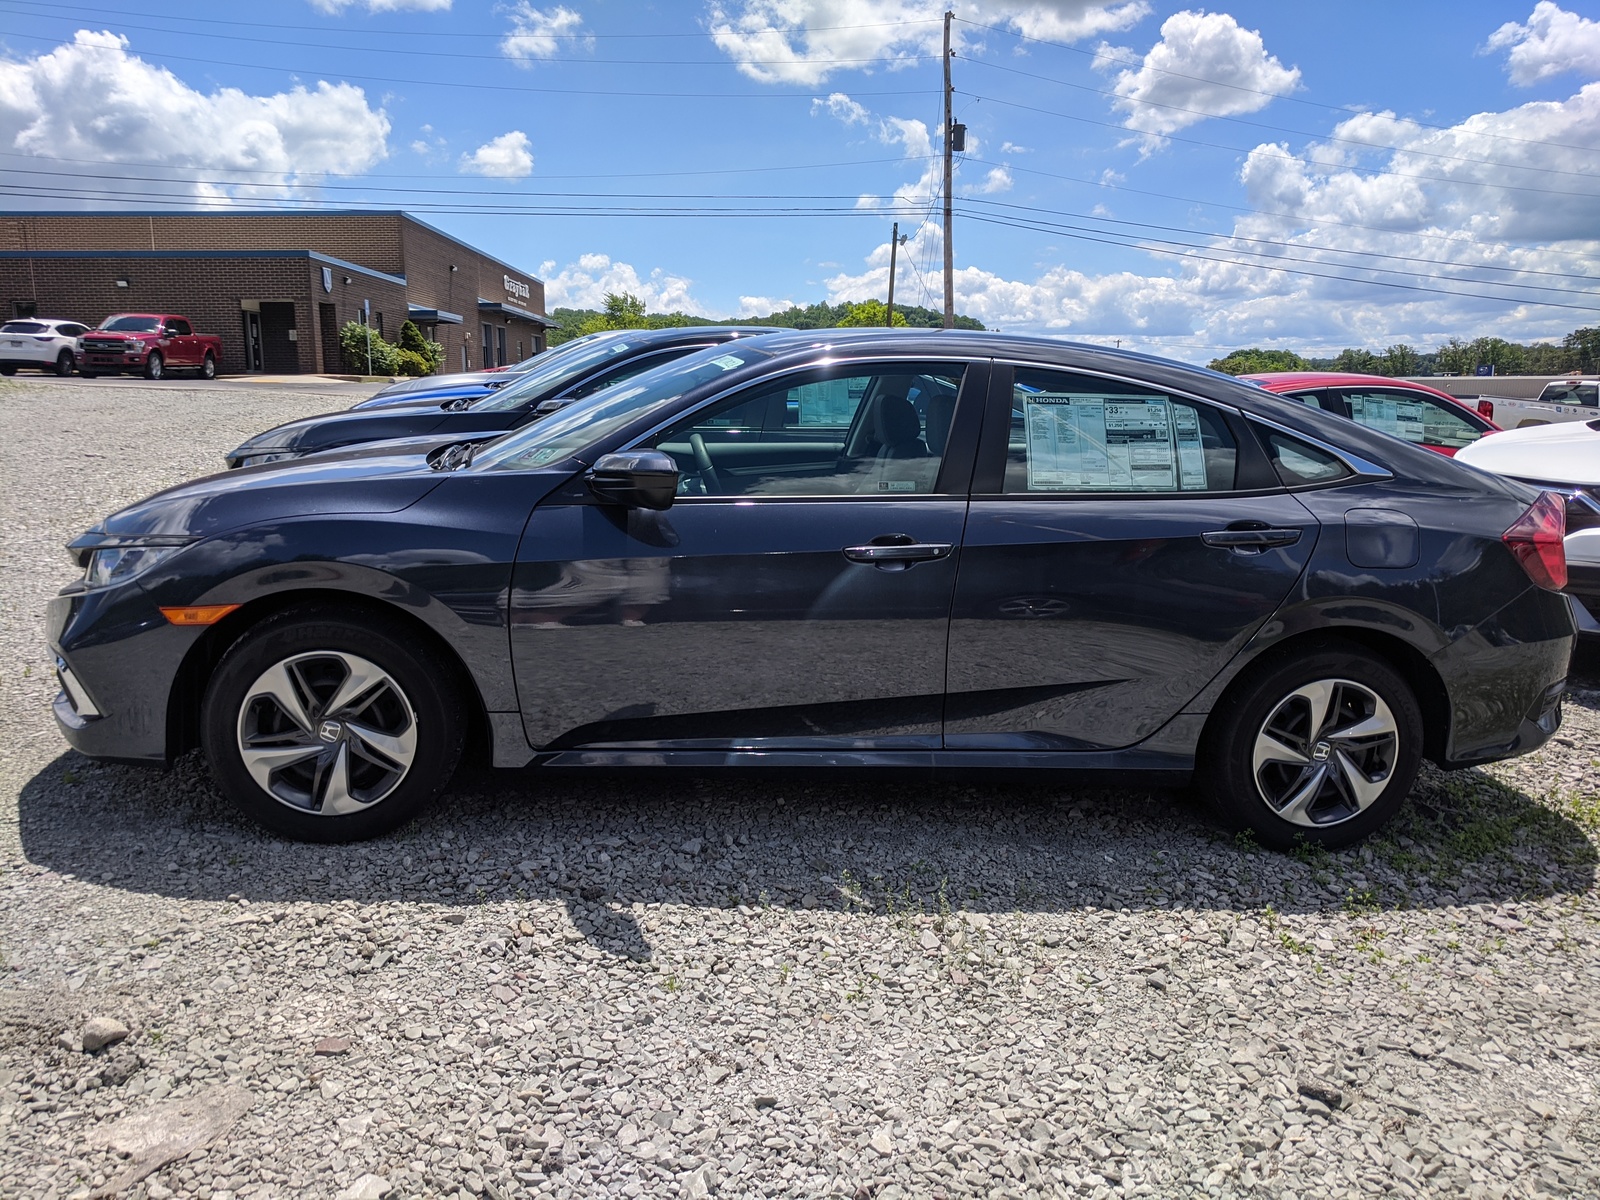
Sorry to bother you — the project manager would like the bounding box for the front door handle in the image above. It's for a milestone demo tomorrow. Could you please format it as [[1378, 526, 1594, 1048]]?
[[843, 534, 953, 569], [1201, 526, 1302, 551]]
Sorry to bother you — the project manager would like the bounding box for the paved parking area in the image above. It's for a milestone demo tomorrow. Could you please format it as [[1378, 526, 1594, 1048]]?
[[2, 378, 1598, 1199]]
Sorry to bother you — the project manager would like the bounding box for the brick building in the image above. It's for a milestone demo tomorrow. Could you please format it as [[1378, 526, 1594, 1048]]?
[[0, 211, 554, 376]]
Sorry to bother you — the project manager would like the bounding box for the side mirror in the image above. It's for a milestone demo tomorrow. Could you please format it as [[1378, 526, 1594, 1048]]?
[[531, 396, 576, 418], [586, 450, 679, 511]]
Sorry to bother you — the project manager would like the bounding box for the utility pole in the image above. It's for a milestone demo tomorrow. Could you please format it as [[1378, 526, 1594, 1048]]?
[[886, 222, 907, 327], [941, 9, 955, 329]]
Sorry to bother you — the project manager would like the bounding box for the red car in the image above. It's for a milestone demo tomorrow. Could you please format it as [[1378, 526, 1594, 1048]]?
[[1244, 372, 1499, 456], [79, 314, 224, 380]]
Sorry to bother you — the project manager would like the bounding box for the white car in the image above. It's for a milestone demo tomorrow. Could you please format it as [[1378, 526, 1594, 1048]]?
[[1456, 418, 1600, 633], [0, 318, 91, 377]]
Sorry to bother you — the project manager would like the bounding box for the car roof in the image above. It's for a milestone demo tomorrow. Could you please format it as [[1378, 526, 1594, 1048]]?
[[595, 324, 793, 346], [1243, 371, 1471, 404]]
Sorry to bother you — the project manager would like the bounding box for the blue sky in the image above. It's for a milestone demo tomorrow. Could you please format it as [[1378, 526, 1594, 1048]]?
[[2, 0, 1597, 362]]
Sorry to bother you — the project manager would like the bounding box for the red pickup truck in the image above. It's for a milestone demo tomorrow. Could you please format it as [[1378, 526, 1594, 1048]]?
[[79, 314, 224, 380]]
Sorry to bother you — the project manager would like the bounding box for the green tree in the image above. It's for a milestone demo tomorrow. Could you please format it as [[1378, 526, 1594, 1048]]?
[[1380, 344, 1420, 376], [1433, 337, 1473, 376], [396, 319, 444, 374], [835, 299, 909, 327], [1563, 326, 1600, 373], [1467, 336, 1526, 376], [1332, 347, 1380, 374], [338, 319, 399, 375], [1206, 348, 1309, 376]]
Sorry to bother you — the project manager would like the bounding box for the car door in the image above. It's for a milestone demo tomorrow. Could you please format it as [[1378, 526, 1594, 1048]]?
[[509, 359, 987, 753], [1326, 386, 1488, 456], [945, 363, 1320, 752], [164, 318, 195, 366]]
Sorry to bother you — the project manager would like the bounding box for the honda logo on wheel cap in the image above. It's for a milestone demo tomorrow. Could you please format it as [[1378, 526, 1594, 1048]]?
[[318, 720, 342, 743]]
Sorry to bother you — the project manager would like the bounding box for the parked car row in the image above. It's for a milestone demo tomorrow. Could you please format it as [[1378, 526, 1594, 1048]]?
[[48, 329, 1582, 852], [1, 313, 223, 379]]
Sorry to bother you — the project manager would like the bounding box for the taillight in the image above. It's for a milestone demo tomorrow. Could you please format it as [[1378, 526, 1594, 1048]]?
[[1502, 492, 1567, 591], [1477, 399, 1495, 420]]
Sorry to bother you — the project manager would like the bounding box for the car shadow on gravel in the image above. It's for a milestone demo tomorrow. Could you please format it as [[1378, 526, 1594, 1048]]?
[[16, 739, 1598, 961]]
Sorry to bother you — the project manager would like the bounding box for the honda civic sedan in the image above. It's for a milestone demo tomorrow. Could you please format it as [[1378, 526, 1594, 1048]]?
[[51, 330, 1574, 848], [224, 325, 785, 468]]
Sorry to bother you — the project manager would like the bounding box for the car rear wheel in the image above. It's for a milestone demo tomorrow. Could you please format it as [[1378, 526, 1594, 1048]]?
[[201, 609, 465, 842], [55, 350, 75, 376], [78, 371, 97, 379], [0, 365, 14, 376], [200, 352, 217, 380], [144, 352, 164, 380], [1199, 646, 1423, 849]]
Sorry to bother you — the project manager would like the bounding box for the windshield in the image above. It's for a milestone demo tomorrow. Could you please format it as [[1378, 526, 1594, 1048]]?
[[470, 331, 642, 413], [475, 344, 773, 471], [99, 316, 162, 333]]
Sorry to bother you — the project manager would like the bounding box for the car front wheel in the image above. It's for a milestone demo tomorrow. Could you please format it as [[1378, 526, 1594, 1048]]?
[[144, 352, 164, 380], [1200, 646, 1423, 849], [55, 350, 75, 376], [201, 609, 466, 842]]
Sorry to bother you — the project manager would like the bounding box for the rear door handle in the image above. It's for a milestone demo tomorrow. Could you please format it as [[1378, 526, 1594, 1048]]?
[[1201, 527, 1302, 550]]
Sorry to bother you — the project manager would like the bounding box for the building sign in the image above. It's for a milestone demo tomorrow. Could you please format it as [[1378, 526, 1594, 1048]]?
[[504, 274, 530, 301]]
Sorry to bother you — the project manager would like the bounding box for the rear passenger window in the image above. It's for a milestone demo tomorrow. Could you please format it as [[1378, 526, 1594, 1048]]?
[[1262, 430, 1352, 486], [1003, 369, 1237, 493], [1341, 389, 1483, 450]]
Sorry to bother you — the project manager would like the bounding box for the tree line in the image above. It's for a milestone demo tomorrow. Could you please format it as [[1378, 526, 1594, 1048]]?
[[1209, 328, 1599, 378], [547, 293, 984, 346]]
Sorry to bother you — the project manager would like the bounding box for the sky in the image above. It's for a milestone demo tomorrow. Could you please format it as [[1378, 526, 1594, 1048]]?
[[1, 0, 1597, 363]]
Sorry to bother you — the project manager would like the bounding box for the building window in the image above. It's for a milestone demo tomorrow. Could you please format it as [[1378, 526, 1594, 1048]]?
[[374, 312, 384, 337], [12, 300, 38, 319], [496, 326, 507, 367]]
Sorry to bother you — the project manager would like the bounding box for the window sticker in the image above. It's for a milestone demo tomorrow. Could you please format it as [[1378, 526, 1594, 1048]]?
[[1021, 393, 1206, 491], [707, 354, 745, 372], [793, 378, 857, 426], [1348, 394, 1427, 444]]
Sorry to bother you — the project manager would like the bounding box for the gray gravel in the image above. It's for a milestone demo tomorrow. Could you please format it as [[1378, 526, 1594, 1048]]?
[[2, 377, 1599, 1200]]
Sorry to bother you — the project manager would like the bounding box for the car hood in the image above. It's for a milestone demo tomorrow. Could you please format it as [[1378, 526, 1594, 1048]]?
[[86, 452, 450, 541], [1455, 419, 1600, 486], [350, 383, 495, 410], [227, 402, 458, 460], [294, 429, 513, 464]]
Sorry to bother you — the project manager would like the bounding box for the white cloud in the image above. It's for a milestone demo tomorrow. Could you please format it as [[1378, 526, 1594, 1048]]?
[[459, 130, 534, 178], [542, 253, 711, 316], [999, 141, 1031, 154], [309, 0, 450, 10], [0, 30, 389, 205], [1485, 3, 1600, 86], [811, 91, 869, 125], [967, 165, 1014, 195], [708, 0, 1149, 86], [1101, 11, 1300, 149], [500, 4, 590, 65], [737, 294, 794, 316]]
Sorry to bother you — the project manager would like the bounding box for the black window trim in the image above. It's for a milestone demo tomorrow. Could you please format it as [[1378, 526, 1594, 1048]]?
[[1246, 414, 1392, 490]]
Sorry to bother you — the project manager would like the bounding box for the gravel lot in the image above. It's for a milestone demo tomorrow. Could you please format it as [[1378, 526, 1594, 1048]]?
[[2, 376, 1599, 1200]]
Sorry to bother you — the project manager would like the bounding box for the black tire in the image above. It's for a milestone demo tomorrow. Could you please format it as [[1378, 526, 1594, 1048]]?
[[1198, 645, 1423, 850], [201, 607, 466, 842], [78, 371, 98, 379], [55, 350, 75, 376], [0, 365, 14, 376], [144, 351, 164, 380], [200, 352, 217, 380]]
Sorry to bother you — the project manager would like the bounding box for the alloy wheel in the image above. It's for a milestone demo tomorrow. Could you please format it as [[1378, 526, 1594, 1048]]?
[[1250, 678, 1399, 827], [235, 651, 418, 815]]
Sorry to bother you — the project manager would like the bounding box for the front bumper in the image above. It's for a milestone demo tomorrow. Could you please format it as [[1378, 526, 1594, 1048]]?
[[48, 587, 203, 764]]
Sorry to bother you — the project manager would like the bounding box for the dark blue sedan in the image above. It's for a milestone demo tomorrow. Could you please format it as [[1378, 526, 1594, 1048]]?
[[50, 330, 1574, 847]]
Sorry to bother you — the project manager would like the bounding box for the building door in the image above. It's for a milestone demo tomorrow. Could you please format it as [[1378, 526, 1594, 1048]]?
[[496, 326, 507, 366], [242, 311, 263, 372], [259, 302, 298, 373], [318, 303, 339, 373], [481, 323, 494, 369]]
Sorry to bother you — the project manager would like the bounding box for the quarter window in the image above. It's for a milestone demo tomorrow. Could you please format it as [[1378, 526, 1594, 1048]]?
[[1338, 389, 1484, 450], [644, 365, 964, 497], [1002, 368, 1238, 493], [1261, 430, 1352, 487]]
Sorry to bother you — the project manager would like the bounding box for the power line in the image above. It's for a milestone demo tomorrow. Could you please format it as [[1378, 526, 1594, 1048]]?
[[961, 56, 1600, 173], [952, 14, 1600, 156], [965, 92, 1600, 201]]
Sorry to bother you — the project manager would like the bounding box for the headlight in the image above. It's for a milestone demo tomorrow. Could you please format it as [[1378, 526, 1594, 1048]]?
[[84, 544, 185, 588], [236, 451, 299, 467]]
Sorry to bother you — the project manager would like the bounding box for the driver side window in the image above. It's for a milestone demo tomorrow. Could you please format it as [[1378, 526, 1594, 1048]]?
[[643, 364, 965, 497]]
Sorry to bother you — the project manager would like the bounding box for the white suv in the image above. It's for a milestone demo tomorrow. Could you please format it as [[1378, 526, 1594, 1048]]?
[[0, 318, 91, 377]]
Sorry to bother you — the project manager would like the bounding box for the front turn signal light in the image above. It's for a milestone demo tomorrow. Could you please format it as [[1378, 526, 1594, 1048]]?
[[159, 604, 241, 626]]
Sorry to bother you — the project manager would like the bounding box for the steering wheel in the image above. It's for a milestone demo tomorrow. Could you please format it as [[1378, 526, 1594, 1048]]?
[[689, 432, 722, 495]]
